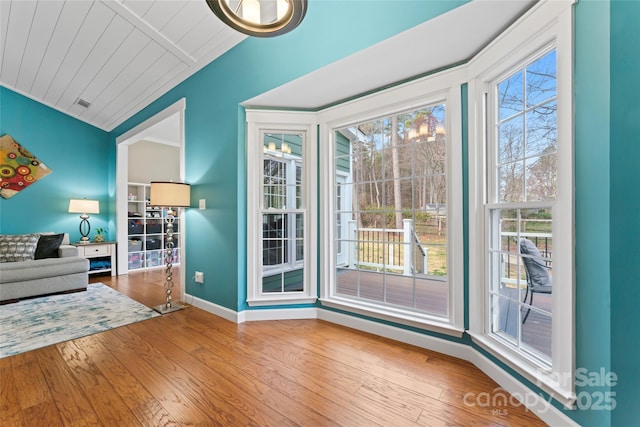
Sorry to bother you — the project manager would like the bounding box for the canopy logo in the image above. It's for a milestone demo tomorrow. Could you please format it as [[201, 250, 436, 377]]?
[[462, 368, 617, 414]]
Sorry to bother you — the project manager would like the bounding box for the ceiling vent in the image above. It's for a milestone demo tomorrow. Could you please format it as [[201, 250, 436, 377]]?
[[76, 98, 92, 108]]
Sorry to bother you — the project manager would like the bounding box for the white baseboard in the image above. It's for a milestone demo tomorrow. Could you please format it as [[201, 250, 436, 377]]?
[[185, 293, 239, 323], [184, 298, 577, 426], [185, 293, 318, 323], [318, 309, 470, 359]]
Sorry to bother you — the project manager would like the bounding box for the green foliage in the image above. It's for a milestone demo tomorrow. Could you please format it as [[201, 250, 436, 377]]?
[[359, 206, 434, 228]]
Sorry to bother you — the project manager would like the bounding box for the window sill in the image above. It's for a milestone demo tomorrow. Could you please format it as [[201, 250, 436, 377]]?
[[247, 295, 317, 307], [320, 296, 464, 338]]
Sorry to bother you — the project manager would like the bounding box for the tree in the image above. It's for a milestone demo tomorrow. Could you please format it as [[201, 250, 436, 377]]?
[[391, 116, 403, 229]]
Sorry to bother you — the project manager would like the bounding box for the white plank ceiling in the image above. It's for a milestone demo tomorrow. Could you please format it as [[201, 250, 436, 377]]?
[[0, 0, 246, 131], [1, 0, 537, 133]]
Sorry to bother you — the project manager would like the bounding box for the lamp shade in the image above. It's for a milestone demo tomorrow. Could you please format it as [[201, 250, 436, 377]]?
[[68, 199, 100, 214], [149, 182, 191, 207]]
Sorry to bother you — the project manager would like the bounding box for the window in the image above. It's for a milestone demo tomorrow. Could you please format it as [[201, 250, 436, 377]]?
[[319, 70, 465, 336], [246, 111, 317, 306], [489, 50, 557, 364], [334, 105, 449, 317], [467, 1, 575, 406], [262, 133, 304, 292]]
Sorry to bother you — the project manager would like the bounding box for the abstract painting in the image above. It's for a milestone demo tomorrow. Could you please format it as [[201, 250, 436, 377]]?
[[0, 134, 52, 199]]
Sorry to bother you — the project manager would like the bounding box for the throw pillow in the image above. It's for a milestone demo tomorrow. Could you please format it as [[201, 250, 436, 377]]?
[[34, 233, 65, 259], [0, 234, 40, 262]]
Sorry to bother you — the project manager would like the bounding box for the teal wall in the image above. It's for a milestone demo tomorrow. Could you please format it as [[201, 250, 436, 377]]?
[[572, 1, 612, 425], [0, 87, 111, 241], [609, 1, 640, 425], [572, 1, 640, 424], [110, 0, 468, 311]]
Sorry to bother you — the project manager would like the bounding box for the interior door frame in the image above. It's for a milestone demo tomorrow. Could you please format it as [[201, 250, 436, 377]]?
[[115, 99, 186, 295]]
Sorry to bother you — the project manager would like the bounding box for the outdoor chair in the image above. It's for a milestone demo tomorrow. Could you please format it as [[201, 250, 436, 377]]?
[[519, 238, 552, 323]]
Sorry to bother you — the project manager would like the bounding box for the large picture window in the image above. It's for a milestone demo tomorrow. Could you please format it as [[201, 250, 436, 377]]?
[[334, 104, 449, 317], [319, 70, 465, 336]]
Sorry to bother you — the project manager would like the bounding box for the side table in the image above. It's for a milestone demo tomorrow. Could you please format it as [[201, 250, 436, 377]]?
[[73, 241, 117, 276]]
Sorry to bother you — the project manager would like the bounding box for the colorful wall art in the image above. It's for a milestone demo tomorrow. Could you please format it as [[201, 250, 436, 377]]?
[[0, 134, 52, 199]]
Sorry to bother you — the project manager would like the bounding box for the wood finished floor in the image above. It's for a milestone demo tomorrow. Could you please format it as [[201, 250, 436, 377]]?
[[0, 269, 547, 426]]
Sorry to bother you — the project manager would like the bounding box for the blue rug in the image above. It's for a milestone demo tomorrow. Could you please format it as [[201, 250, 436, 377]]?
[[0, 283, 159, 358]]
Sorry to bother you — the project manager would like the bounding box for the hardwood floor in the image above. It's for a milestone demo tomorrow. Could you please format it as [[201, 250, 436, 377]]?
[[0, 269, 547, 426]]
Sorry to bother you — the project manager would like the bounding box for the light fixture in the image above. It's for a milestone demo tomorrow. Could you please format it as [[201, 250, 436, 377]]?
[[263, 140, 292, 154], [68, 199, 100, 244], [149, 181, 191, 314], [206, 0, 307, 37]]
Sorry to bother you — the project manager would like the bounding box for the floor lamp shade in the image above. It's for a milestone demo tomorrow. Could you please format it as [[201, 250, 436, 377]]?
[[149, 182, 190, 207]]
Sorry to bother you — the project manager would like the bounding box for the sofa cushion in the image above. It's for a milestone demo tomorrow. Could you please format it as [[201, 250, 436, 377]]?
[[35, 233, 65, 259], [0, 234, 40, 263], [0, 256, 89, 283]]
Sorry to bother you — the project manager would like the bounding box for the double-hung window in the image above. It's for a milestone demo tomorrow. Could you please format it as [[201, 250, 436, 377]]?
[[262, 135, 304, 290], [246, 110, 317, 306], [468, 1, 575, 406], [489, 48, 557, 363]]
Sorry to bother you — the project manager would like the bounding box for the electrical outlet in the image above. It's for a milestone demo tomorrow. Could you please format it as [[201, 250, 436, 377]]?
[[195, 271, 204, 284]]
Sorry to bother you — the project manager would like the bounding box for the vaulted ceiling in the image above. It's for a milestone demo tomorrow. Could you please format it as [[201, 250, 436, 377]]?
[[1, 0, 535, 133], [0, 0, 246, 131]]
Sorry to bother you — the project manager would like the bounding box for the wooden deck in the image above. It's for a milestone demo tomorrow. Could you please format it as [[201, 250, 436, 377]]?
[[337, 268, 448, 316], [336, 268, 551, 357]]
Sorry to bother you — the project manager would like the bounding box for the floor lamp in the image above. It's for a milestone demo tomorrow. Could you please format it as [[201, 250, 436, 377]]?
[[149, 181, 190, 314]]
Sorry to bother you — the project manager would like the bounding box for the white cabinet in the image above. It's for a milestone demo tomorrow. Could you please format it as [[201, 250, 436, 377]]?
[[126, 183, 181, 271], [74, 242, 117, 276]]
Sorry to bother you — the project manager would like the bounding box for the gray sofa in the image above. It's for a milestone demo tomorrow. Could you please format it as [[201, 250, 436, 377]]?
[[0, 233, 89, 303]]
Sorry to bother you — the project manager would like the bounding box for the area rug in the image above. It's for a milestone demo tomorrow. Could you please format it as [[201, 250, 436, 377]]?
[[0, 283, 159, 358]]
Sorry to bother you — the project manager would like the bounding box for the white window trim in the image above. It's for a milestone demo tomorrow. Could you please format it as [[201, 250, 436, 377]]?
[[467, 0, 576, 408], [246, 110, 318, 306], [318, 67, 466, 338]]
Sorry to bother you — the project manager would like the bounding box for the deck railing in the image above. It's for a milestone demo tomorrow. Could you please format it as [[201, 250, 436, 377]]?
[[499, 216, 553, 282], [346, 219, 427, 276]]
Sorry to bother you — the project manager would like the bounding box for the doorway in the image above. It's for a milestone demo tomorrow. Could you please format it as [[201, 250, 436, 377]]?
[[115, 99, 186, 296]]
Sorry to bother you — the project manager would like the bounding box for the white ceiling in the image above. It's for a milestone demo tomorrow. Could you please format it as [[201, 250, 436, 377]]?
[[246, 0, 536, 110], [0, 0, 246, 131], [1, 0, 535, 133]]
